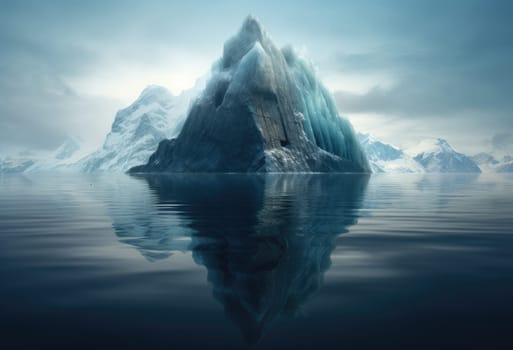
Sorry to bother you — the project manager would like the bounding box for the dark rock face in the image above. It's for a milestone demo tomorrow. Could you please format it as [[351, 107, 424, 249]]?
[[130, 17, 369, 173]]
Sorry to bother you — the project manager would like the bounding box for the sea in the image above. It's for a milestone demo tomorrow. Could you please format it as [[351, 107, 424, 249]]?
[[0, 173, 512, 349]]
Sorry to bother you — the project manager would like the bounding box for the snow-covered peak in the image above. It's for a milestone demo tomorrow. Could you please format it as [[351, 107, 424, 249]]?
[[111, 85, 174, 133], [357, 132, 375, 144], [358, 133, 403, 160], [407, 138, 454, 156], [20, 136, 90, 172], [408, 138, 480, 173], [241, 15, 265, 39], [222, 16, 268, 69], [136, 85, 174, 105], [0, 157, 34, 173], [472, 152, 499, 166], [53, 136, 82, 160], [471, 153, 513, 173], [496, 160, 513, 173], [358, 133, 402, 164], [357, 132, 424, 173], [78, 80, 205, 173]]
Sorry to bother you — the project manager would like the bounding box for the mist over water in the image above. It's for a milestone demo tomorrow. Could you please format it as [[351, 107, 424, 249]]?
[[0, 173, 512, 349]]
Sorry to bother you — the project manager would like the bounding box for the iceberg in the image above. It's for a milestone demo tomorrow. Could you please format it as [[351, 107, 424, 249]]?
[[130, 16, 369, 173]]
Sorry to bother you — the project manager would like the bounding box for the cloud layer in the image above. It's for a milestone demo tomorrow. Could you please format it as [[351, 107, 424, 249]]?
[[0, 0, 512, 155]]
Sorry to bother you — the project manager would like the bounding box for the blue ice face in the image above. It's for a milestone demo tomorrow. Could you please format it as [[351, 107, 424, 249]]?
[[284, 47, 369, 167]]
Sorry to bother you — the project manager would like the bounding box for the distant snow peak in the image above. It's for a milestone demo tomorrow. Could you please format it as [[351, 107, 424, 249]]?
[[54, 136, 82, 160], [78, 80, 206, 173], [409, 138, 480, 173], [496, 161, 513, 173], [140, 84, 173, 99], [358, 133, 403, 161], [472, 152, 499, 166], [0, 158, 35, 173], [472, 152, 513, 173], [357, 133, 424, 173], [407, 137, 454, 156]]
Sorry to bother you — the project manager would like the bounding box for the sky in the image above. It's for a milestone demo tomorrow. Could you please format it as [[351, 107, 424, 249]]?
[[1, 0, 512, 157]]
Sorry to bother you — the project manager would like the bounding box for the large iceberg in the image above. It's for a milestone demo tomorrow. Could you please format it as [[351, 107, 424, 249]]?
[[130, 16, 369, 173]]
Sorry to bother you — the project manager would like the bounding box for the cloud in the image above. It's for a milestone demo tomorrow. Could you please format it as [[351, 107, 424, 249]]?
[[327, 1, 513, 155], [491, 132, 513, 150], [0, 63, 121, 153], [328, 0, 513, 116], [332, 41, 513, 118], [0, 0, 512, 155]]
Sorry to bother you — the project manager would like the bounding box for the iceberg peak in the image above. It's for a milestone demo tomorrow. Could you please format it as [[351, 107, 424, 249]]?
[[222, 16, 270, 69], [241, 15, 264, 38]]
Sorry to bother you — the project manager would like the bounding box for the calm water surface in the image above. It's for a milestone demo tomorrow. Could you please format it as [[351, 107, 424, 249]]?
[[0, 173, 512, 349]]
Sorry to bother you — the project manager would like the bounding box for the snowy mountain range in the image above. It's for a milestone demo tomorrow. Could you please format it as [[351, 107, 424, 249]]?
[[358, 134, 479, 173], [2, 107, 511, 174], [0, 157, 35, 173], [472, 153, 513, 173], [24, 137, 88, 172], [0, 136, 85, 173], [1, 99, 510, 174], [0, 18, 510, 174], [0, 80, 204, 174], [78, 81, 205, 172], [407, 138, 481, 173], [357, 133, 424, 173]]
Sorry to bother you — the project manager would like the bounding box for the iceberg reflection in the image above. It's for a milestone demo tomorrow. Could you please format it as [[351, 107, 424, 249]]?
[[126, 174, 368, 343]]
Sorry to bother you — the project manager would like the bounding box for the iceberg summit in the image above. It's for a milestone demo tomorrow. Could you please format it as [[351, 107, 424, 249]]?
[[130, 16, 370, 173]]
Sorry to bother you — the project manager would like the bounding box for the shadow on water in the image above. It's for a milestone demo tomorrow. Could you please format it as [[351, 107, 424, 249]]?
[[124, 173, 369, 343]]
